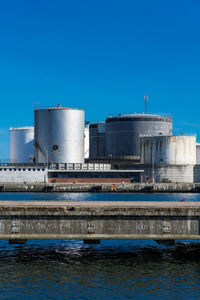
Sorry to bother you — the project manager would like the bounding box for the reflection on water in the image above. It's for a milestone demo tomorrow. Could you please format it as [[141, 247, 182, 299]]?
[[1, 192, 200, 202], [0, 239, 200, 299]]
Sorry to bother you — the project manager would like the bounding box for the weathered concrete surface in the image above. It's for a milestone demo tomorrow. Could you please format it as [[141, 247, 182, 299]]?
[[0, 201, 200, 241], [1, 182, 200, 193], [0, 168, 47, 183]]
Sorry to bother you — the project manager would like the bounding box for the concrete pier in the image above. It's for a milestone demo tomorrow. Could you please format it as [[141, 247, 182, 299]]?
[[1, 182, 200, 192], [0, 201, 200, 241]]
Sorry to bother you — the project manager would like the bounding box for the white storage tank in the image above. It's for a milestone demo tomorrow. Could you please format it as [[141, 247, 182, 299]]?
[[140, 135, 196, 165], [34, 106, 85, 163], [9, 127, 34, 163], [84, 127, 89, 159]]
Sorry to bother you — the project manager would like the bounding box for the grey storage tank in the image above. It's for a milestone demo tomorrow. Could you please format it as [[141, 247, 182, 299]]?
[[196, 143, 200, 164], [106, 114, 172, 158], [89, 122, 106, 158], [34, 105, 85, 163]]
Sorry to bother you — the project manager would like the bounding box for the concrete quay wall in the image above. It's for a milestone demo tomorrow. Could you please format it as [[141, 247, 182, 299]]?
[[0, 201, 200, 241], [1, 182, 200, 192]]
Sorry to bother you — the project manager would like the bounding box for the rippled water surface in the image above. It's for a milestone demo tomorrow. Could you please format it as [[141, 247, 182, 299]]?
[[0, 193, 200, 299], [0, 192, 200, 201]]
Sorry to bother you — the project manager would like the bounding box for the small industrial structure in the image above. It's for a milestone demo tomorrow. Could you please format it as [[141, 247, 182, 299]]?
[[196, 143, 200, 164], [9, 127, 34, 163], [84, 127, 89, 159], [48, 163, 143, 183], [0, 165, 47, 183]]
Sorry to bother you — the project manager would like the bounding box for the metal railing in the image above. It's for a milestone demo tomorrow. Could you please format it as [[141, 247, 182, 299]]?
[[48, 163, 111, 171]]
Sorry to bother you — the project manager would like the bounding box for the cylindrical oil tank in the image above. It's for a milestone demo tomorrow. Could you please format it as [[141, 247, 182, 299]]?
[[34, 106, 85, 163], [84, 127, 89, 159], [106, 114, 172, 157], [9, 127, 34, 163], [89, 122, 106, 159], [140, 135, 196, 165]]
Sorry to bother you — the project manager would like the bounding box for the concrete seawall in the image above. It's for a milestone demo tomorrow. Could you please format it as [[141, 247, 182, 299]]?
[[0, 201, 200, 242], [1, 182, 200, 193]]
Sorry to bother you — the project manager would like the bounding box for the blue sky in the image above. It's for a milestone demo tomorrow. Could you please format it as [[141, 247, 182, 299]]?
[[0, 0, 200, 158]]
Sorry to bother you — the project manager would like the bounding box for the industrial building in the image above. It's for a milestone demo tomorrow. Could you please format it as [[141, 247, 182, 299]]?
[[5, 105, 143, 184], [139, 165, 195, 184], [106, 114, 172, 158], [87, 113, 200, 183], [0, 165, 47, 183], [0, 163, 143, 184], [5, 104, 200, 185], [47, 163, 143, 183], [89, 114, 172, 160]]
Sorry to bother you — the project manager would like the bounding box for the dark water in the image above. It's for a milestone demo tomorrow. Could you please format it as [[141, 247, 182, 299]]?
[[0, 193, 200, 299]]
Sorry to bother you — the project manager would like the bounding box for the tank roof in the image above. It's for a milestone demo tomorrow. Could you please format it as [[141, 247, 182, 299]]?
[[89, 122, 105, 128], [107, 113, 171, 118], [34, 106, 84, 112], [106, 114, 172, 123], [140, 135, 196, 139], [9, 126, 34, 131]]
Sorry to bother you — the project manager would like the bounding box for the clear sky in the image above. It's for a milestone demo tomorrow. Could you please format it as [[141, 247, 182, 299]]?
[[0, 0, 200, 158]]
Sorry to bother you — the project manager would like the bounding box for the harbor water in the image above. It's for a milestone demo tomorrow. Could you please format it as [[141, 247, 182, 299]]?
[[0, 193, 200, 299]]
